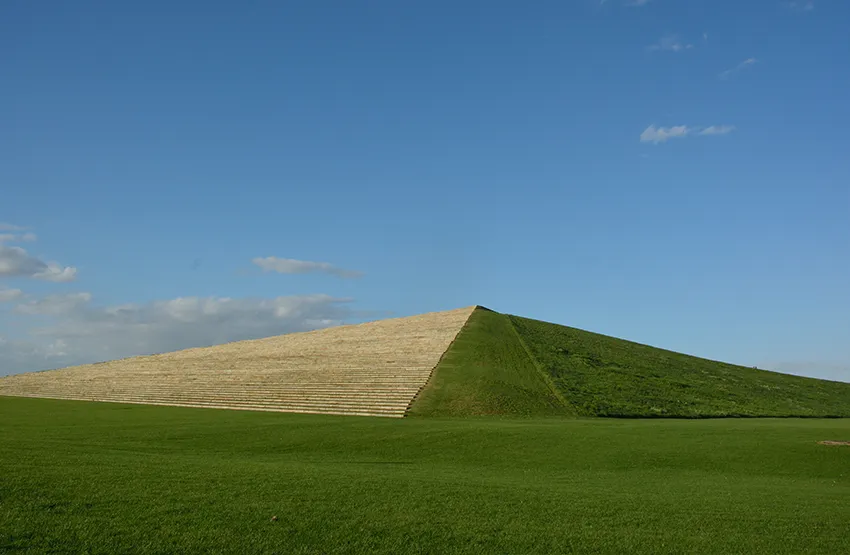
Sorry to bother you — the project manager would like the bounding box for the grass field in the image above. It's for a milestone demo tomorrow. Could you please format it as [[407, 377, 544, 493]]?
[[2, 396, 849, 554]]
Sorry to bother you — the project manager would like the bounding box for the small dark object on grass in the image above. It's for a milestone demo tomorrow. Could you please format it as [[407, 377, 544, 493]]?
[[271, 515, 278, 522]]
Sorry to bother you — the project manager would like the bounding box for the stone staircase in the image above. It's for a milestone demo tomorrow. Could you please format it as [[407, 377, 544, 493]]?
[[0, 306, 475, 417]]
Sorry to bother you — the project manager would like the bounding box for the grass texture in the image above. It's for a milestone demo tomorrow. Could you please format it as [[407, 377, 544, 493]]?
[[2, 396, 850, 554], [510, 314, 850, 417], [408, 308, 568, 417]]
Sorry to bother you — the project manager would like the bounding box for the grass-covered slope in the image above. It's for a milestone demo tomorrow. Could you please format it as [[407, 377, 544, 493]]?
[[408, 307, 570, 417], [511, 315, 850, 418], [2, 397, 850, 554]]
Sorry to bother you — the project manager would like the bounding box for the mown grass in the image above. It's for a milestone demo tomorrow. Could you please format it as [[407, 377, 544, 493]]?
[[510, 315, 850, 418], [409, 308, 568, 417], [2, 396, 850, 554]]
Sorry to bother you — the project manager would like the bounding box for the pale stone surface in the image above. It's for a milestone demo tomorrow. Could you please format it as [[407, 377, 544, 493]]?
[[0, 306, 476, 417]]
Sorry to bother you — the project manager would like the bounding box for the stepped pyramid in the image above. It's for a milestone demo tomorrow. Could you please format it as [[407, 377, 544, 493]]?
[[0, 306, 476, 417], [5, 305, 849, 419]]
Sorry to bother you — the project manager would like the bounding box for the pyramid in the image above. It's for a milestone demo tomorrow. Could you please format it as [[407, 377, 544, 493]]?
[[0, 307, 476, 417], [3, 305, 849, 418]]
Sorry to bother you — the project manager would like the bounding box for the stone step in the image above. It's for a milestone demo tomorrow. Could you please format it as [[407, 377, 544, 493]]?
[[5, 387, 421, 398], [86, 396, 411, 410], [95, 394, 417, 403], [6, 394, 406, 417], [6, 396, 414, 409], [80, 383, 426, 389], [31, 380, 429, 388]]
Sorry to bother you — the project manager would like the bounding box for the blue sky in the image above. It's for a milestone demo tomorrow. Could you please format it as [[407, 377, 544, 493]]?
[[2, 0, 848, 381]]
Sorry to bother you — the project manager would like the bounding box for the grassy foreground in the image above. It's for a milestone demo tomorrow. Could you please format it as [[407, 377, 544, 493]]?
[[2, 397, 850, 554]]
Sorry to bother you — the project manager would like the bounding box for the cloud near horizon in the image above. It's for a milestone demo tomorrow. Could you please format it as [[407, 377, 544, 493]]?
[[0, 293, 356, 375], [767, 361, 848, 383], [15, 293, 93, 316], [252, 256, 362, 278], [0, 288, 23, 302]]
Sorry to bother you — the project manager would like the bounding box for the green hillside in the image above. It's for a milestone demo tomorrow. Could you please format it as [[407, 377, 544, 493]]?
[[410, 308, 850, 418], [408, 308, 569, 417]]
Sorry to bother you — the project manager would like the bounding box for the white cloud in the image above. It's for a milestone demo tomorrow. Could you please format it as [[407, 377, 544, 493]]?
[[0, 244, 77, 282], [252, 257, 362, 278], [640, 125, 692, 144], [647, 35, 694, 52], [641, 124, 736, 144], [0, 223, 26, 231], [0, 288, 23, 302], [699, 125, 736, 136], [719, 57, 757, 79], [1, 293, 356, 375], [0, 232, 36, 243], [33, 264, 78, 282], [627, 0, 651, 6], [15, 293, 92, 315]]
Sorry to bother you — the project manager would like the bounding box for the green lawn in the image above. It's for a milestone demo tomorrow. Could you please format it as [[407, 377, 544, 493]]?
[[2, 397, 849, 554]]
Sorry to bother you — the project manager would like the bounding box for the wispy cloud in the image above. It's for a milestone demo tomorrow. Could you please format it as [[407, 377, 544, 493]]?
[[627, 0, 651, 6], [699, 125, 736, 136], [640, 125, 691, 144], [0, 233, 36, 243], [252, 257, 362, 279], [784, 1, 814, 11], [0, 288, 23, 302], [16, 293, 93, 316], [719, 57, 757, 79], [0, 223, 27, 231], [640, 124, 736, 144], [647, 35, 694, 53]]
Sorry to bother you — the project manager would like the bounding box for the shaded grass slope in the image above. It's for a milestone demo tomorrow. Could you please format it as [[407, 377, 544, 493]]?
[[510, 315, 850, 418], [408, 308, 569, 417], [2, 397, 849, 554]]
